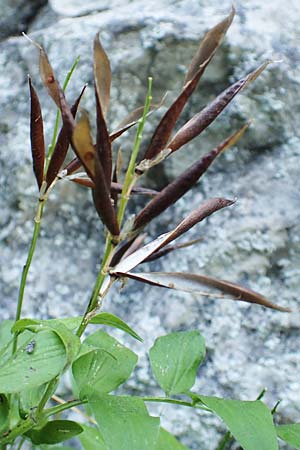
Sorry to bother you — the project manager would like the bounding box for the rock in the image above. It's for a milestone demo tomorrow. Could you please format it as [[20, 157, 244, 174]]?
[[0, 0, 47, 41], [1, 0, 300, 448]]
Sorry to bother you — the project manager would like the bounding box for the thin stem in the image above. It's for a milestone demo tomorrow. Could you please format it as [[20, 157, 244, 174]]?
[[117, 77, 153, 227], [16, 437, 26, 450], [77, 78, 153, 337], [45, 398, 87, 418], [45, 56, 80, 173], [51, 394, 96, 423], [142, 396, 211, 411], [36, 377, 59, 416], [13, 200, 45, 352], [0, 416, 34, 446], [76, 236, 114, 337], [215, 431, 232, 450]]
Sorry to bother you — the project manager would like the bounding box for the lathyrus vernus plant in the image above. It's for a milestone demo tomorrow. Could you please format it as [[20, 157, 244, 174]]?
[[0, 7, 297, 450]]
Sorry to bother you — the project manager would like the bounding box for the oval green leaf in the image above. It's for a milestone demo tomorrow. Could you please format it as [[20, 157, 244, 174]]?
[[277, 423, 300, 448], [149, 330, 205, 395], [197, 396, 278, 450], [0, 330, 66, 393], [72, 330, 137, 395], [12, 318, 80, 367], [26, 420, 83, 444], [86, 392, 160, 450]]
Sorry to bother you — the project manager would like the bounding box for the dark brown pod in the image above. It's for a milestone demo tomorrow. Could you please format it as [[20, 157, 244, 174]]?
[[46, 85, 86, 187], [28, 76, 45, 189], [143, 7, 235, 160], [169, 62, 270, 152], [134, 123, 247, 231]]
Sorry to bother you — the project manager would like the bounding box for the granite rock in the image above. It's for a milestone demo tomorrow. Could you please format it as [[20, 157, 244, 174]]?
[[1, 0, 300, 448], [0, 0, 47, 41]]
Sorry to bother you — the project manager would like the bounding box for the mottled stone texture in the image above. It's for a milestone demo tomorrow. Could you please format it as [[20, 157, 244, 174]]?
[[0, 0, 47, 40], [1, 0, 300, 448]]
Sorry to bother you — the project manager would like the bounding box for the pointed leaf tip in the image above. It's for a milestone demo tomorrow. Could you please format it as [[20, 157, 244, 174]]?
[[169, 61, 270, 153], [93, 32, 112, 118], [184, 6, 235, 85], [135, 123, 247, 231], [143, 6, 235, 161], [113, 197, 233, 274], [114, 272, 290, 312]]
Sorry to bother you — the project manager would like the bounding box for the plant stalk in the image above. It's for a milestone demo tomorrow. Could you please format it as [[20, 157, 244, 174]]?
[[45, 398, 87, 418], [117, 77, 153, 227], [76, 235, 114, 337], [13, 199, 45, 352], [142, 396, 211, 411], [215, 431, 232, 450], [36, 377, 59, 416]]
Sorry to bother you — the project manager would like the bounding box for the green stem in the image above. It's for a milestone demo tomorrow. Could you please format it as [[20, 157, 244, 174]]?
[[13, 200, 45, 352], [117, 77, 153, 227], [44, 399, 87, 418], [76, 236, 114, 337], [77, 77, 153, 337], [142, 396, 211, 411], [36, 377, 59, 416], [215, 431, 232, 450], [45, 56, 80, 173], [0, 416, 34, 446]]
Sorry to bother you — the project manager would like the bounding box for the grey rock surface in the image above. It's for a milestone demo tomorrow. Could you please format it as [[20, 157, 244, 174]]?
[[1, 0, 300, 448], [0, 0, 47, 41]]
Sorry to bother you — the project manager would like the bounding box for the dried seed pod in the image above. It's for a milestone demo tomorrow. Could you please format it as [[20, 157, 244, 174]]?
[[63, 157, 82, 175], [94, 33, 112, 185], [92, 153, 120, 236], [184, 6, 235, 84], [28, 77, 45, 189], [116, 271, 290, 312], [46, 85, 86, 187], [143, 7, 235, 160], [134, 123, 248, 230], [169, 61, 270, 152], [94, 32, 111, 118], [71, 110, 96, 180], [112, 197, 234, 274], [143, 238, 203, 263]]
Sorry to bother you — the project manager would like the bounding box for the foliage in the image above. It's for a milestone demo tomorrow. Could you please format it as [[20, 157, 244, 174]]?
[[0, 6, 295, 450]]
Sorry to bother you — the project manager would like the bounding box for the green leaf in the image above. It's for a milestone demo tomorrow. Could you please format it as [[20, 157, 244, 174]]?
[[149, 331, 205, 395], [0, 330, 66, 393], [196, 395, 278, 450], [0, 320, 14, 346], [12, 319, 80, 368], [89, 312, 143, 342], [19, 384, 47, 418], [0, 394, 9, 433], [79, 424, 107, 450], [86, 392, 160, 450], [11, 318, 39, 333], [39, 446, 74, 450], [26, 420, 83, 444], [72, 330, 137, 395], [277, 423, 300, 448], [156, 428, 189, 449]]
